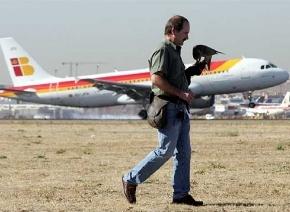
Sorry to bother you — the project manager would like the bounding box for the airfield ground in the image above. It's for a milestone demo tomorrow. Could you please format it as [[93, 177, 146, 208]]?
[[0, 120, 289, 211]]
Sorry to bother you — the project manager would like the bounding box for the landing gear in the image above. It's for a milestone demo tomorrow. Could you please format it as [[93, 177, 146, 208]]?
[[248, 102, 256, 108], [246, 91, 256, 108], [243, 91, 256, 108], [138, 109, 147, 119], [138, 95, 150, 120]]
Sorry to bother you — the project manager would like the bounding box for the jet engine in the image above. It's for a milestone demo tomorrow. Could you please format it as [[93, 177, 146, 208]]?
[[190, 95, 215, 108], [138, 95, 215, 119]]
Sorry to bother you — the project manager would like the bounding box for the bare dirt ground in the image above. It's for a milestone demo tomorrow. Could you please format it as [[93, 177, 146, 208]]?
[[0, 120, 290, 212]]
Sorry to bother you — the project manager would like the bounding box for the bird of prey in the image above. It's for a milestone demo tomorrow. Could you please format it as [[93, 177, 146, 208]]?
[[192, 45, 224, 70]]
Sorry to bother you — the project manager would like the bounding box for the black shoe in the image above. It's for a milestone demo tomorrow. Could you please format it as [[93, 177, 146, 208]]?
[[122, 176, 137, 204], [172, 194, 203, 206]]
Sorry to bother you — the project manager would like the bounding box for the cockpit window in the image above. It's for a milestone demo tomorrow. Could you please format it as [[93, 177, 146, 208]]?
[[269, 63, 277, 68], [261, 63, 278, 70]]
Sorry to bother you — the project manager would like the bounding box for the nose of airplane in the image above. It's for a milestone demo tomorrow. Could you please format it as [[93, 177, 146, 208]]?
[[279, 69, 289, 86], [283, 69, 290, 80], [276, 68, 289, 82]]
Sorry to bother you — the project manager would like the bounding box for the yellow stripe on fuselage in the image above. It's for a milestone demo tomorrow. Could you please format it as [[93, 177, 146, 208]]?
[[213, 58, 241, 72]]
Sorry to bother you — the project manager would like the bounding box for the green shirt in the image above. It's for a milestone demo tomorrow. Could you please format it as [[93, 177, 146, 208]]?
[[148, 39, 188, 96]]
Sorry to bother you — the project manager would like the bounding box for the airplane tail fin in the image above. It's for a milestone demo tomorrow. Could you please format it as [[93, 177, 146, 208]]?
[[281, 92, 290, 106], [0, 37, 57, 86]]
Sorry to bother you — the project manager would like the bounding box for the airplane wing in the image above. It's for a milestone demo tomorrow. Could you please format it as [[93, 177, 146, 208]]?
[[79, 79, 151, 100], [0, 85, 37, 97]]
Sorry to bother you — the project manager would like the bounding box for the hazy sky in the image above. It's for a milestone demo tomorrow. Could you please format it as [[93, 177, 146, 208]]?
[[0, 0, 289, 83]]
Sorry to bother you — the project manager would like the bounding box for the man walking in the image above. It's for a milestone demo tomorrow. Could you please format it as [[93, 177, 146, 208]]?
[[122, 15, 203, 206]]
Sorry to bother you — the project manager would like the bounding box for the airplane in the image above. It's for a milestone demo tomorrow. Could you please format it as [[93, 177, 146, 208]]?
[[242, 92, 290, 117], [0, 37, 289, 118]]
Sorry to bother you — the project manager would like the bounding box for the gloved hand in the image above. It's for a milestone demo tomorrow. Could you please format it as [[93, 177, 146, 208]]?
[[185, 60, 207, 84], [195, 60, 207, 71]]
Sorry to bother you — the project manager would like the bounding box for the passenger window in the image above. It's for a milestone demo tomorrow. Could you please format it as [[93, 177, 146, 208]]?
[[261, 65, 265, 69], [266, 65, 270, 69]]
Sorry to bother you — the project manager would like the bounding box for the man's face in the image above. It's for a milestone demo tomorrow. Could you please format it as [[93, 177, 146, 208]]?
[[173, 22, 190, 46]]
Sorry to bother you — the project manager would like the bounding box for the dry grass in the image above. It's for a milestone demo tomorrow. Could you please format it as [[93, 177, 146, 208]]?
[[0, 120, 290, 211]]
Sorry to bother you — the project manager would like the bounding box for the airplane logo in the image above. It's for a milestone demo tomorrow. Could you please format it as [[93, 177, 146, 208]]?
[[10, 57, 34, 77]]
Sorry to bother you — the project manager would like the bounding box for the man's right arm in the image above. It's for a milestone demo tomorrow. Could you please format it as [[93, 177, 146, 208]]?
[[151, 73, 194, 104]]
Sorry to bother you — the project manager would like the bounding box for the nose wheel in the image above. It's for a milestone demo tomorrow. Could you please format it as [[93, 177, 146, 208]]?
[[243, 91, 256, 108], [248, 102, 256, 108]]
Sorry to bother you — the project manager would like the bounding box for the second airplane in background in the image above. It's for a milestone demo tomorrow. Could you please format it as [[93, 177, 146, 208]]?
[[243, 92, 290, 116], [0, 37, 289, 117]]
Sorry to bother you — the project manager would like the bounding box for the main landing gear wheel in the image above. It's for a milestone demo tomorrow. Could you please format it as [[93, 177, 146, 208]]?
[[138, 109, 147, 119]]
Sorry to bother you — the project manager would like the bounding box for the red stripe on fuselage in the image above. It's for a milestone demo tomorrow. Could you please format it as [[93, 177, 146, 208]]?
[[98, 72, 150, 82], [210, 60, 226, 71], [5, 71, 151, 92]]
